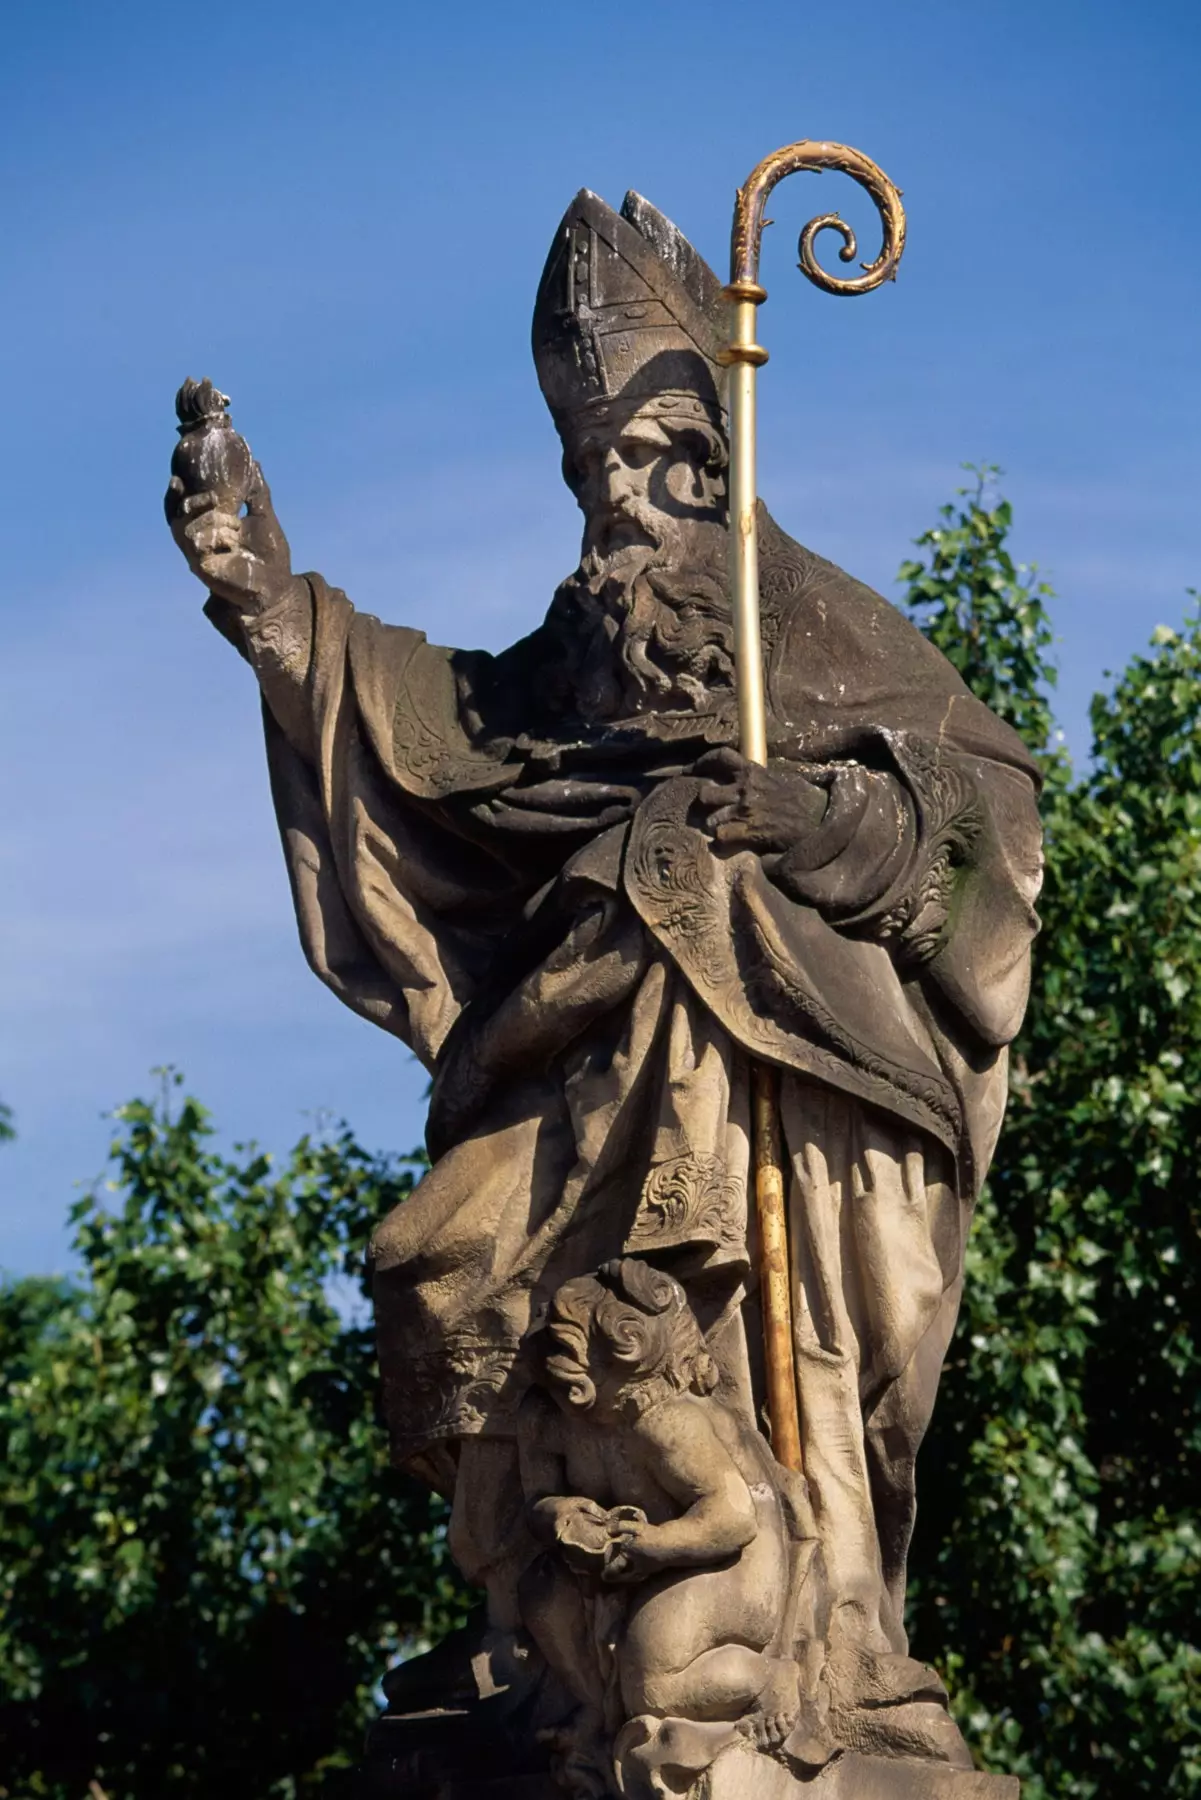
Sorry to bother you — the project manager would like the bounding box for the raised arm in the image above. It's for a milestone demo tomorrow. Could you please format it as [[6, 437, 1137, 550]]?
[[165, 383, 316, 759]]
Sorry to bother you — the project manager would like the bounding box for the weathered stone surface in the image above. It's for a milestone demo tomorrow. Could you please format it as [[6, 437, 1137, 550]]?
[[705, 1745, 1019, 1800], [167, 183, 1043, 1799]]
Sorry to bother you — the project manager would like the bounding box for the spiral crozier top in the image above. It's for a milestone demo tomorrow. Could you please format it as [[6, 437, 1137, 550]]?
[[727, 139, 907, 302]]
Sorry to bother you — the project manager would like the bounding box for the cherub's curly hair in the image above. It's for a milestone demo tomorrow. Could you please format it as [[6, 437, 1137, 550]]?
[[543, 1258, 717, 1419]]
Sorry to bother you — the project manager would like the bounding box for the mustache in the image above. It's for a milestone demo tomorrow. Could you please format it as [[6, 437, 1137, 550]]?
[[586, 493, 664, 550], [579, 499, 664, 586]]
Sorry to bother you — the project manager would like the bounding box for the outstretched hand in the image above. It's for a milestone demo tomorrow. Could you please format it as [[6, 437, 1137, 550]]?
[[696, 747, 829, 853], [165, 463, 293, 611]]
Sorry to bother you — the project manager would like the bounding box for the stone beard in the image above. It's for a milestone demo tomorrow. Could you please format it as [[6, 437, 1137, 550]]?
[[169, 186, 1041, 1800], [548, 551, 734, 721], [533, 396, 735, 725]]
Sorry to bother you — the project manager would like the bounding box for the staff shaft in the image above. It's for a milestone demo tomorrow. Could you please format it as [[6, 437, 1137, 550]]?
[[751, 1063, 801, 1472], [728, 299, 768, 766], [727, 296, 804, 1474], [722, 138, 907, 1476]]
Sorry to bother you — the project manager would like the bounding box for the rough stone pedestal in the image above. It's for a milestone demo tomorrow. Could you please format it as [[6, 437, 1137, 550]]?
[[704, 1744, 1019, 1800], [358, 1712, 1021, 1800]]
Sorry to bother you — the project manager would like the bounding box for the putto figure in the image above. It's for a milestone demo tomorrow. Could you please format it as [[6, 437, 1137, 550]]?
[[519, 1257, 815, 1798], [167, 187, 1040, 1798]]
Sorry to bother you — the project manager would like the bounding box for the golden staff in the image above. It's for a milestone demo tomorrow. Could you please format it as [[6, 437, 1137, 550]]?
[[719, 142, 907, 1472]]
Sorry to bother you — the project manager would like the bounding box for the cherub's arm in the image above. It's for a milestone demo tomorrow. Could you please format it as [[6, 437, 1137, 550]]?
[[517, 1390, 607, 1549], [606, 1400, 756, 1580]]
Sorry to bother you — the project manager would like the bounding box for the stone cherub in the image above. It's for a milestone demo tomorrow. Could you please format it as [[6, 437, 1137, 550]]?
[[166, 184, 1041, 1790], [519, 1258, 816, 1798]]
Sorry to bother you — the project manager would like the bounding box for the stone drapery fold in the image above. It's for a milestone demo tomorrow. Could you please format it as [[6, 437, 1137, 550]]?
[[233, 527, 1040, 1661]]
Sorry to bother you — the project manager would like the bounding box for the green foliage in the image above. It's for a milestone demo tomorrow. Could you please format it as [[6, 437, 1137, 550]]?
[[0, 1102, 14, 1143], [902, 503, 1201, 1795], [0, 1077, 470, 1798], [898, 464, 1068, 787]]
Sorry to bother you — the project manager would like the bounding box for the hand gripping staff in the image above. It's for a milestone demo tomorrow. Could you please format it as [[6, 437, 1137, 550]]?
[[718, 142, 907, 1472]]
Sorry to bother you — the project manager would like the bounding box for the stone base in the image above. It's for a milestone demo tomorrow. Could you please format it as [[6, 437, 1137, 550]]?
[[357, 1687, 1017, 1800], [705, 1744, 1018, 1800], [358, 1726, 1020, 1800]]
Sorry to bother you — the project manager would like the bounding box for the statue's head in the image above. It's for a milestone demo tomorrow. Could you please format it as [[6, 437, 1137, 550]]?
[[534, 189, 729, 571], [540, 1257, 717, 1425], [531, 193, 734, 719]]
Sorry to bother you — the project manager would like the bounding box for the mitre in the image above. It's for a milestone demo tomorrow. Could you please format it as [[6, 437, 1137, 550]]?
[[532, 189, 729, 432]]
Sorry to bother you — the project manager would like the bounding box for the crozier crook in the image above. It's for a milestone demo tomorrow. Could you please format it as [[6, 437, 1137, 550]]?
[[719, 142, 907, 1475]]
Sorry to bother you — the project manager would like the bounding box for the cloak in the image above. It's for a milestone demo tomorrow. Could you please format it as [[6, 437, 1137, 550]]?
[[248, 509, 1041, 1470], [261, 508, 1040, 1180]]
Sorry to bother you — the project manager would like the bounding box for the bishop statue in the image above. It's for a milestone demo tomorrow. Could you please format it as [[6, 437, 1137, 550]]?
[[167, 187, 1041, 1800]]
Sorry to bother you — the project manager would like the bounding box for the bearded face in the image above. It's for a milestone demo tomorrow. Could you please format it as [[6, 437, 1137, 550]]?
[[549, 406, 735, 721]]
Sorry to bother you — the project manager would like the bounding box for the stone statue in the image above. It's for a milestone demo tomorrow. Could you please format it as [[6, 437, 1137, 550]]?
[[166, 185, 1040, 1799]]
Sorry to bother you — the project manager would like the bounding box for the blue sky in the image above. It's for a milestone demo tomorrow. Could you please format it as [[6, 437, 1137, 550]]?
[[3, 0, 1198, 1273]]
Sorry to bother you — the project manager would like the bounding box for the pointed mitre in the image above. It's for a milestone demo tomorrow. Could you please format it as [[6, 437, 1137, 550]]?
[[532, 189, 729, 434]]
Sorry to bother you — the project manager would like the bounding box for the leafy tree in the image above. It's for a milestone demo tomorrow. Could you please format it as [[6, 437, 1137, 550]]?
[[898, 464, 1063, 771], [902, 478, 1201, 1797], [0, 1077, 470, 1799]]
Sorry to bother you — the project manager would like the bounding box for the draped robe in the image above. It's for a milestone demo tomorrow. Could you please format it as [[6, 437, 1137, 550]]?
[[222, 512, 1042, 1670]]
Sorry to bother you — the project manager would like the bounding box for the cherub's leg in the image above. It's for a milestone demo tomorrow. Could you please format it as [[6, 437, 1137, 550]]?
[[518, 1551, 605, 1713], [737, 1657, 802, 1749], [627, 1647, 801, 1750], [519, 1555, 613, 1799], [625, 1643, 769, 1722]]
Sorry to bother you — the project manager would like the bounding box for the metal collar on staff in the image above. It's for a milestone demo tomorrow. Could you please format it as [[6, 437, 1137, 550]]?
[[719, 141, 907, 1472]]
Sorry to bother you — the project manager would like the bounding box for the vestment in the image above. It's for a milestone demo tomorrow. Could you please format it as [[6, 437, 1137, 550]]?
[[233, 509, 1041, 1664]]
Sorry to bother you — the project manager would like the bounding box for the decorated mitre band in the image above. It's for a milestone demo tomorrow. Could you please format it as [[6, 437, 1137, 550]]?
[[532, 188, 729, 433]]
